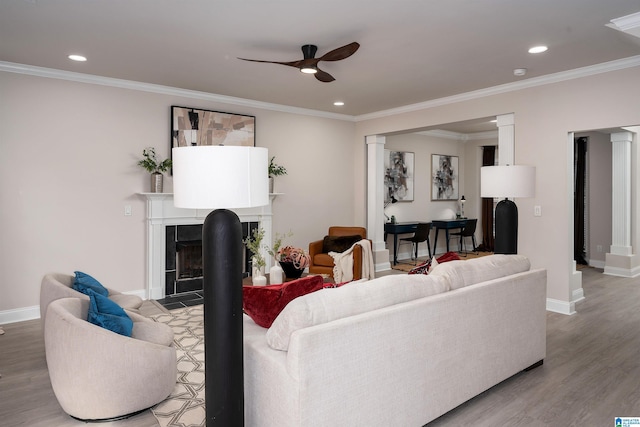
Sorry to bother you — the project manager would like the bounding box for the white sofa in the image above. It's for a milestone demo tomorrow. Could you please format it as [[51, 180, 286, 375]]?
[[243, 255, 547, 427]]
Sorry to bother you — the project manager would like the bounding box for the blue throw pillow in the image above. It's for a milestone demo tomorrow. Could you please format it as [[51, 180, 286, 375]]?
[[87, 290, 133, 337], [73, 271, 109, 297]]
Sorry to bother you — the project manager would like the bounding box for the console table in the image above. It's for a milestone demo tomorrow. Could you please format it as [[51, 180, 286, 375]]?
[[384, 221, 419, 265], [432, 219, 470, 254]]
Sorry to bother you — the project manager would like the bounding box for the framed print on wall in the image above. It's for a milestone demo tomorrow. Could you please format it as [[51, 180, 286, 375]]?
[[384, 150, 414, 202], [171, 106, 255, 148], [431, 154, 459, 201]]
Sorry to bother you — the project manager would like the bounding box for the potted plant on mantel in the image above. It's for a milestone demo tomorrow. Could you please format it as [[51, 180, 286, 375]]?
[[137, 147, 172, 193], [268, 156, 287, 193]]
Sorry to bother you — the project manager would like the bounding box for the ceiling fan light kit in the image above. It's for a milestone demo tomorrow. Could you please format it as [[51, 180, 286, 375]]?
[[238, 42, 360, 82]]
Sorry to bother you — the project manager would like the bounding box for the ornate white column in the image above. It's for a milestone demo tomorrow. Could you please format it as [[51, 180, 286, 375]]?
[[366, 135, 391, 271], [610, 132, 632, 256], [605, 131, 637, 277]]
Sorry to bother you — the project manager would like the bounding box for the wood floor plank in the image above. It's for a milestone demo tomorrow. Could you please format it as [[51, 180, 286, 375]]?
[[1, 268, 639, 426]]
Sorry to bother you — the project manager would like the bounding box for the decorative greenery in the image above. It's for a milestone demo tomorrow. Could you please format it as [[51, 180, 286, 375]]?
[[268, 156, 287, 178], [243, 227, 265, 270], [266, 231, 293, 260], [277, 246, 310, 270], [137, 147, 172, 174]]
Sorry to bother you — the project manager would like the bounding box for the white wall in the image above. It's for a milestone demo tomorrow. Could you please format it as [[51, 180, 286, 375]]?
[[0, 71, 356, 320], [354, 67, 640, 313]]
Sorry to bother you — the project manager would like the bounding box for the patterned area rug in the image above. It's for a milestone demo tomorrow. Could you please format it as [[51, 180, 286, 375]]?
[[151, 306, 205, 427]]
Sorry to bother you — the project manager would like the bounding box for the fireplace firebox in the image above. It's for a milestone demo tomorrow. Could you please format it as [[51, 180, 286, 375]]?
[[164, 222, 258, 296]]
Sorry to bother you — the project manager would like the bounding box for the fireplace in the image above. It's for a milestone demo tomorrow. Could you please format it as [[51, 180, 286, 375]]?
[[140, 192, 274, 300], [165, 222, 258, 296]]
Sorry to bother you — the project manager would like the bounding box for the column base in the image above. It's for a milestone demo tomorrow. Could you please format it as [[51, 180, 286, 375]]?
[[604, 253, 640, 277]]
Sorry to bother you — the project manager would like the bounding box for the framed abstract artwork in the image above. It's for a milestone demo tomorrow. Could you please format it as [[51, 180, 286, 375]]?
[[431, 154, 459, 201], [171, 106, 255, 148], [384, 150, 414, 202]]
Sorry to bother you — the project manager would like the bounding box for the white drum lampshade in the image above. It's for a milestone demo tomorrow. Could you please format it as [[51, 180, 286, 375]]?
[[480, 165, 535, 199], [172, 145, 269, 209]]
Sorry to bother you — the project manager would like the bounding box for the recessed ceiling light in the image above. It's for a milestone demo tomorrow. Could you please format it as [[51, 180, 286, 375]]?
[[68, 54, 87, 62], [513, 68, 527, 76], [333, 101, 345, 106], [528, 46, 548, 54]]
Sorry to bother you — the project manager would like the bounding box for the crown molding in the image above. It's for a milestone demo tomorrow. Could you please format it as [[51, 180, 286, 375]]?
[[355, 55, 640, 122], [2, 55, 639, 124], [0, 61, 355, 122]]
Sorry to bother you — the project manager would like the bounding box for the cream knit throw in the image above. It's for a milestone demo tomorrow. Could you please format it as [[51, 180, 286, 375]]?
[[329, 239, 375, 282]]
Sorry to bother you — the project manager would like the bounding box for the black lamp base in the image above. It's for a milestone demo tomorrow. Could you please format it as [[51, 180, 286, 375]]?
[[494, 198, 518, 255], [202, 209, 244, 426]]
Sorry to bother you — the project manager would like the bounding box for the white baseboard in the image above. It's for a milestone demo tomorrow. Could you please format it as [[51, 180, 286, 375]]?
[[603, 265, 640, 278], [0, 305, 40, 325], [572, 288, 585, 304], [546, 298, 576, 315], [588, 259, 605, 269]]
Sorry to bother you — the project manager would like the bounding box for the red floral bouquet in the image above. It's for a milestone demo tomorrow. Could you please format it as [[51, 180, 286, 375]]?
[[277, 246, 310, 269]]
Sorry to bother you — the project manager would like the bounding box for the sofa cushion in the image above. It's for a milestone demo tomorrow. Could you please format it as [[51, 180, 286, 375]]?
[[266, 273, 450, 351], [87, 291, 133, 336], [428, 254, 531, 290], [73, 271, 109, 297], [243, 275, 324, 328], [322, 235, 362, 253]]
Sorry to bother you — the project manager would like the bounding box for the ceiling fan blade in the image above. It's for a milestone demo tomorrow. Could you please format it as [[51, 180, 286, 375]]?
[[315, 68, 335, 83], [238, 58, 305, 68], [318, 42, 360, 62]]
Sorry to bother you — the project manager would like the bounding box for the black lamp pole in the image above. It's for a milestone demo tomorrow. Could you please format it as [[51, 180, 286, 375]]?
[[202, 209, 244, 426], [494, 198, 518, 254]]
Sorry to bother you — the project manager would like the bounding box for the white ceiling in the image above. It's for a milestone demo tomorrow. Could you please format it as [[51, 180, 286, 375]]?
[[2, 0, 640, 129]]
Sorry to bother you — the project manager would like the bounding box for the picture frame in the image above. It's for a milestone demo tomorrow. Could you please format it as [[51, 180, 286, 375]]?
[[171, 106, 255, 148], [384, 150, 414, 202], [431, 154, 459, 201]]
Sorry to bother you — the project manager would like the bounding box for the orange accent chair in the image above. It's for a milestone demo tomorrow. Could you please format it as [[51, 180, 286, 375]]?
[[309, 226, 368, 280]]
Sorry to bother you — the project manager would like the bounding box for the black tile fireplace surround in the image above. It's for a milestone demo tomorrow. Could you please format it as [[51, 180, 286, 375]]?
[[164, 222, 258, 296]]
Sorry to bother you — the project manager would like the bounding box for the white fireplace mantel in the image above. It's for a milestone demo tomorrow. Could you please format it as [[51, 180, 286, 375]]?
[[139, 193, 275, 300]]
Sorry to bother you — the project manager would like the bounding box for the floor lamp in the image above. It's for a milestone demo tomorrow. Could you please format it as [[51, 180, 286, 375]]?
[[173, 145, 269, 427], [480, 165, 535, 254]]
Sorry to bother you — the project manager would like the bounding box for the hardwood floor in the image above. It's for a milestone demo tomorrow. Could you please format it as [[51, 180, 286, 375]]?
[[1, 268, 638, 426]]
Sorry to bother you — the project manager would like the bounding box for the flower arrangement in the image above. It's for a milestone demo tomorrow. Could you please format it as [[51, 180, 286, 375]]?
[[137, 147, 172, 174], [243, 228, 265, 270], [277, 246, 310, 270]]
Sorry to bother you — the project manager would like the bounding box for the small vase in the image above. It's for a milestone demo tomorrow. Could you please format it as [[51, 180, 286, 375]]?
[[269, 177, 274, 193], [151, 172, 163, 193], [253, 275, 267, 286], [279, 261, 304, 279], [269, 263, 284, 285]]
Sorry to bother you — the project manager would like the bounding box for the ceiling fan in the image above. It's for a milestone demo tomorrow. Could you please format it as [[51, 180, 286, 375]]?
[[238, 42, 360, 82]]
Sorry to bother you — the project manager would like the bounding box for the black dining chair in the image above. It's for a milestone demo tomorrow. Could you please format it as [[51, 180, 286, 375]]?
[[400, 222, 432, 263], [450, 219, 478, 256]]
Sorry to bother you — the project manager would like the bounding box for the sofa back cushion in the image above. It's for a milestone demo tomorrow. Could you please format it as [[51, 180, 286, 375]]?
[[266, 273, 450, 351], [428, 254, 530, 290]]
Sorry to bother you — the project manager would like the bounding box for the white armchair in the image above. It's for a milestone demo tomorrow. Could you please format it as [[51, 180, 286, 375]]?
[[44, 297, 176, 421]]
